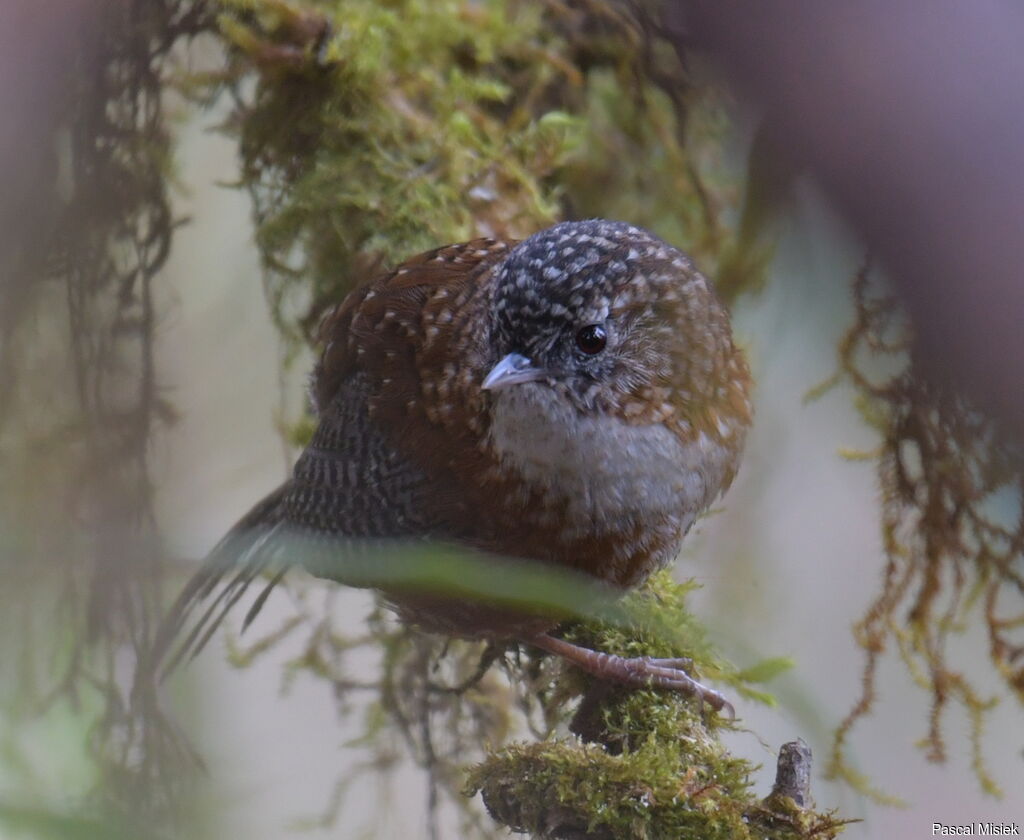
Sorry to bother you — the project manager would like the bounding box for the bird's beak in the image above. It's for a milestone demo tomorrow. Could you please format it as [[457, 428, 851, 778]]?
[[482, 353, 545, 391]]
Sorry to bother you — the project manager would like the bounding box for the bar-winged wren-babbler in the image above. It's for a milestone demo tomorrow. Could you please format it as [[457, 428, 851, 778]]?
[[155, 219, 752, 711]]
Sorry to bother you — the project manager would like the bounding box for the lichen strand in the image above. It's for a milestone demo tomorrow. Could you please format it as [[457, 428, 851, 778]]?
[[822, 265, 1024, 798], [207, 0, 744, 350]]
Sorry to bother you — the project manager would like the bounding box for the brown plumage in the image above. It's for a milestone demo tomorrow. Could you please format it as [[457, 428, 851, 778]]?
[[153, 219, 752, 710]]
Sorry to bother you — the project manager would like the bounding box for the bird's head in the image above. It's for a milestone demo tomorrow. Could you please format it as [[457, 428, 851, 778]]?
[[483, 219, 749, 442]]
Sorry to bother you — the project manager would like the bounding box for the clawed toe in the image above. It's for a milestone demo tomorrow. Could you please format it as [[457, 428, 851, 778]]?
[[629, 659, 733, 717], [642, 655, 694, 670], [528, 633, 734, 718]]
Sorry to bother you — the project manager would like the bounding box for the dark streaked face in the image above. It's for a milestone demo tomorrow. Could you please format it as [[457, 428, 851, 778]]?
[[484, 219, 700, 413]]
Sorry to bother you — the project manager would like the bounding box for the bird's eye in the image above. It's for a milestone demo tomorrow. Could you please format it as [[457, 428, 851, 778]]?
[[575, 324, 607, 355]]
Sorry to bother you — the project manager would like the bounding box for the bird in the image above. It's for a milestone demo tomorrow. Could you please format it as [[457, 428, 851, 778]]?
[[152, 219, 752, 711]]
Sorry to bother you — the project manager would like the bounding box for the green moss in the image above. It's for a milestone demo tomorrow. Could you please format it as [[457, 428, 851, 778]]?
[[462, 573, 842, 838], [212, 0, 581, 344], [566, 572, 793, 709], [466, 736, 749, 840], [203, 0, 746, 353], [467, 717, 848, 839]]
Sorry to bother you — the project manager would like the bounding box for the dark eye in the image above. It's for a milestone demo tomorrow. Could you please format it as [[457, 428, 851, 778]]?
[[575, 324, 607, 355]]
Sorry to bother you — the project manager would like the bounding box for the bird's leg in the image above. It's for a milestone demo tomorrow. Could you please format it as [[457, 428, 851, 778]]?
[[527, 632, 734, 717]]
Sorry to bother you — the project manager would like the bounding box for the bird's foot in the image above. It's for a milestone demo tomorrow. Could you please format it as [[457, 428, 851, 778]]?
[[528, 632, 734, 718]]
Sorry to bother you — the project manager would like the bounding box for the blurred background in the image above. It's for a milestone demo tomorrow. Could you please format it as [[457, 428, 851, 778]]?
[[2, 1, 1023, 838]]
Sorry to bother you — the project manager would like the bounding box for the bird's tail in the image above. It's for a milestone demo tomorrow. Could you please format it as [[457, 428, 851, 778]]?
[[144, 482, 292, 683]]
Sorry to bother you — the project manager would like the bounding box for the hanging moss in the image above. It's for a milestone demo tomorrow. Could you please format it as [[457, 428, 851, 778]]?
[[815, 265, 1024, 800]]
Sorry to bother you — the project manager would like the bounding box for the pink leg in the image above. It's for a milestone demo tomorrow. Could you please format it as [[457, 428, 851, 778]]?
[[528, 633, 734, 718]]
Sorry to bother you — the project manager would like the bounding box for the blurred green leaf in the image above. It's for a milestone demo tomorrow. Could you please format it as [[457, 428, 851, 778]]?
[[735, 656, 794, 684], [0, 802, 131, 840]]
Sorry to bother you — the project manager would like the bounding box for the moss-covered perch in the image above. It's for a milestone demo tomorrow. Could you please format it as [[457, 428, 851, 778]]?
[[462, 575, 848, 839], [469, 736, 845, 839]]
